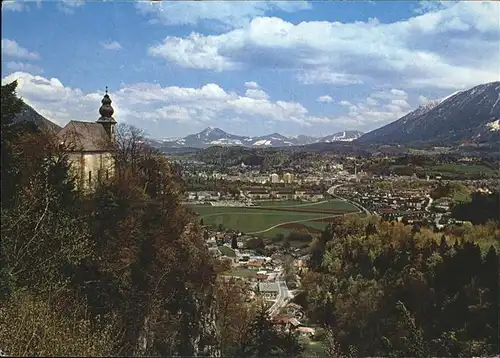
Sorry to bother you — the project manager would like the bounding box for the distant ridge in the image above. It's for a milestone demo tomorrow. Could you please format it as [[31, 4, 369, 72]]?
[[156, 127, 364, 149], [358, 81, 500, 145]]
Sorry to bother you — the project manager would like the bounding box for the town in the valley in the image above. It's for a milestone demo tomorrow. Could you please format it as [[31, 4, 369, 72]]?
[[170, 146, 499, 343]]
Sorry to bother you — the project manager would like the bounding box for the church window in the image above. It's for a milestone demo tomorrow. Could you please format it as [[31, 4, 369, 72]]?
[[88, 170, 92, 185]]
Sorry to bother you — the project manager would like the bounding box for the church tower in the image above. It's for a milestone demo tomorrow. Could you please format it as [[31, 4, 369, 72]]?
[[96, 86, 117, 141]]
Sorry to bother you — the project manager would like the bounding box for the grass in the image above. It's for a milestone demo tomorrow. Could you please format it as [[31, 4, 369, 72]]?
[[428, 163, 495, 174], [426, 164, 498, 179], [219, 245, 236, 257], [187, 199, 358, 237]]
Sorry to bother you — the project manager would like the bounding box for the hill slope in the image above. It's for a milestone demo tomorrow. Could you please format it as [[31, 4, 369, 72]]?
[[358, 81, 500, 145], [13, 103, 62, 133]]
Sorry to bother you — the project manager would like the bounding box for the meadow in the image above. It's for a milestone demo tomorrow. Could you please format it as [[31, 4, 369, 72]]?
[[186, 199, 359, 237]]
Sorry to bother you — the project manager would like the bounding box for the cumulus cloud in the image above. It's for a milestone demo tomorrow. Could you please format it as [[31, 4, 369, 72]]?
[[245, 88, 269, 100], [244, 81, 260, 89], [418, 95, 429, 105], [136, 1, 310, 30], [330, 85, 424, 131], [148, 2, 500, 89], [2, 39, 40, 60], [3, 69, 451, 136], [317, 95, 334, 103], [391, 99, 411, 109], [148, 32, 240, 72], [372, 89, 408, 101], [100, 41, 123, 51], [2, 71, 345, 136]]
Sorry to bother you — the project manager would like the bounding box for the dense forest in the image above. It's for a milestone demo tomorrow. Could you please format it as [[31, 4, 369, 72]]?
[[1, 81, 498, 357], [301, 215, 499, 357]]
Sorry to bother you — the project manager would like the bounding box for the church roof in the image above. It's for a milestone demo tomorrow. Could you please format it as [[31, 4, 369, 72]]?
[[58, 121, 113, 152]]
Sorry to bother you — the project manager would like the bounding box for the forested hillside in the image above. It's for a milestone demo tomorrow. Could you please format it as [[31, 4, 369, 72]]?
[[301, 215, 499, 357]]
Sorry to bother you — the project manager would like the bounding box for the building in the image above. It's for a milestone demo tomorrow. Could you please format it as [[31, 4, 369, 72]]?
[[272, 188, 295, 200], [269, 173, 279, 183], [283, 173, 294, 184], [57, 88, 116, 190], [258, 282, 280, 299], [246, 188, 270, 200]]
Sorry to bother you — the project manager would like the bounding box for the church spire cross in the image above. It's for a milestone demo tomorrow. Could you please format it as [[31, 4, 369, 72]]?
[[105, 86, 108, 95]]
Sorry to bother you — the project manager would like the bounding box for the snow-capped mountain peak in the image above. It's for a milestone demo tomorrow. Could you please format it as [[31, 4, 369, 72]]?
[[320, 130, 364, 143], [200, 127, 225, 137]]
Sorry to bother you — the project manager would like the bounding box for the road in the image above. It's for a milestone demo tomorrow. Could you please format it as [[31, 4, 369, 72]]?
[[425, 196, 444, 229], [425, 196, 433, 211], [247, 213, 344, 235], [328, 184, 372, 216], [267, 273, 291, 317]]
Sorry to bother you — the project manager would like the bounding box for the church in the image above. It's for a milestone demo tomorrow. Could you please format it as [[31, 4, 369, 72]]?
[[57, 88, 117, 190]]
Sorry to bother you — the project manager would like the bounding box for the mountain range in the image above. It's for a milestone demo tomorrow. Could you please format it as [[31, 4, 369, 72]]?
[[157, 81, 500, 149], [9, 81, 500, 151], [154, 128, 364, 149]]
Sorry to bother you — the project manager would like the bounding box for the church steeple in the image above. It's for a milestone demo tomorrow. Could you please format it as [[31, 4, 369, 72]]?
[[96, 86, 117, 140]]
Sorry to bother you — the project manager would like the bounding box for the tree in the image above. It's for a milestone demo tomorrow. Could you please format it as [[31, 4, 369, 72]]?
[[112, 123, 146, 175], [237, 305, 304, 357], [283, 256, 297, 288], [1, 81, 28, 208], [0, 292, 118, 356], [214, 279, 256, 355], [322, 328, 357, 358], [231, 235, 238, 250], [1, 90, 91, 298], [71, 125, 220, 356], [0, 83, 118, 355], [302, 215, 499, 357]]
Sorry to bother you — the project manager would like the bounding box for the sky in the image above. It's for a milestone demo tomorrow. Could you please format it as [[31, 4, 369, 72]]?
[[1, 1, 499, 139]]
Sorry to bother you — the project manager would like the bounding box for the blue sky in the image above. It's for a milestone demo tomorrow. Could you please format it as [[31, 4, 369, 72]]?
[[1, 1, 499, 139]]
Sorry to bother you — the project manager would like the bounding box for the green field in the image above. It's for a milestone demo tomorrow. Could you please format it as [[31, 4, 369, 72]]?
[[256, 200, 305, 207], [219, 245, 236, 257], [187, 199, 359, 237], [424, 163, 498, 179]]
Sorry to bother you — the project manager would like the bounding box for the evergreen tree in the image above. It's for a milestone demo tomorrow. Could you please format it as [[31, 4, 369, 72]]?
[[231, 234, 238, 250], [237, 305, 304, 357]]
